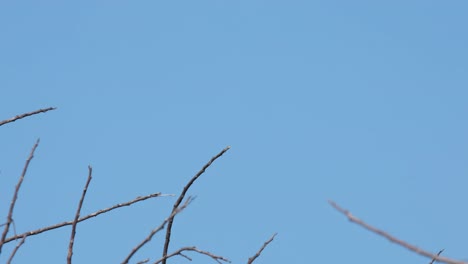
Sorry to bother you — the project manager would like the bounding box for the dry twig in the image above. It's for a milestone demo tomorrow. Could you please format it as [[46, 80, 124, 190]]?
[[161, 146, 231, 264], [122, 197, 193, 264], [328, 200, 467, 264], [6, 235, 27, 264], [67, 166, 93, 264], [247, 233, 277, 264], [154, 246, 231, 264], [430, 249, 445, 264], [0, 107, 56, 127], [4, 192, 171, 244], [0, 139, 40, 253]]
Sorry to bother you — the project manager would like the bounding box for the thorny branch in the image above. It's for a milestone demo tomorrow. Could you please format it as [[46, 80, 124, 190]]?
[[161, 146, 231, 264], [328, 200, 467, 264], [0, 139, 40, 253], [247, 233, 277, 264], [67, 166, 93, 264], [4, 192, 172, 244], [0, 107, 56, 127], [122, 197, 194, 264]]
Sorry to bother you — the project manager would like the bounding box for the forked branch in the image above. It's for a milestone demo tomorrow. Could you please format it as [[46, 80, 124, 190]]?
[[161, 146, 231, 264], [122, 197, 193, 264], [154, 246, 231, 264]]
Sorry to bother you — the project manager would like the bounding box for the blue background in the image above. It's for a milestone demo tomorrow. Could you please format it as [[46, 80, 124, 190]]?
[[1, 1, 467, 263]]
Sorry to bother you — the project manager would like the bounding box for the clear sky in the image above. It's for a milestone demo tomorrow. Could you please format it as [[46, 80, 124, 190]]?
[[1, 1, 467, 263]]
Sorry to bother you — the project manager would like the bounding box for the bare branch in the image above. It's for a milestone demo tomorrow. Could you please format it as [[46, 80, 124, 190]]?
[[67, 166, 93, 264], [4, 192, 172, 244], [0, 107, 56, 127], [122, 197, 193, 264], [161, 146, 231, 264], [0, 139, 40, 253], [154, 246, 231, 264], [430, 249, 445, 264], [247, 233, 277, 264], [328, 200, 467, 264], [6, 235, 27, 264]]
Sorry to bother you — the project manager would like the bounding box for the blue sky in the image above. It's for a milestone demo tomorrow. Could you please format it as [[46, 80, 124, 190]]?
[[1, 1, 468, 263]]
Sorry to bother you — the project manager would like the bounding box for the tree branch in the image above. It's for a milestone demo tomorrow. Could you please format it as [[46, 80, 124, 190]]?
[[122, 197, 193, 264], [430, 249, 445, 264], [0, 107, 56, 127], [6, 235, 26, 264], [247, 233, 277, 264], [67, 166, 93, 264], [155, 246, 231, 264], [4, 192, 172, 244], [0, 139, 40, 253], [161, 146, 230, 264], [328, 200, 467, 264]]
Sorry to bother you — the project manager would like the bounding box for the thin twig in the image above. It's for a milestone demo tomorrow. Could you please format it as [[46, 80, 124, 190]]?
[[67, 166, 93, 264], [328, 200, 467, 264], [122, 197, 193, 264], [154, 246, 231, 264], [0, 107, 56, 127], [4, 192, 172, 244], [430, 249, 445, 264], [0, 139, 40, 253], [161, 146, 231, 264], [6, 235, 27, 264], [247, 233, 277, 264]]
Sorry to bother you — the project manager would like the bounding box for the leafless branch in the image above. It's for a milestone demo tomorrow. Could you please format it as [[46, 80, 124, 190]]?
[[328, 200, 467, 264], [154, 246, 231, 264], [0, 139, 40, 253], [430, 249, 445, 264], [4, 192, 172, 244], [67, 166, 93, 264], [122, 197, 193, 264], [161, 146, 231, 264], [6, 235, 27, 264], [0, 107, 56, 127], [247, 233, 277, 264]]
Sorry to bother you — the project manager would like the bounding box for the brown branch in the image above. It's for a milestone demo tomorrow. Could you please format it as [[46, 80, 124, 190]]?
[[247, 233, 277, 264], [6, 235, 27, 264], [0, 139, 40, 253], [161, 146, 231, 264], [430, 249, 445, 264], [0, 107, 56, 127], [154, 246, 231, 264], [328, 200, 467, 264], [122, 197, 193, 264], [4, 192, 171, 244], [67, 166, 93, 264]]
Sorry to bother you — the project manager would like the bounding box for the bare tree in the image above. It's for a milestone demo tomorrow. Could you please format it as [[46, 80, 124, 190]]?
[[0, 108, 276, 264]]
